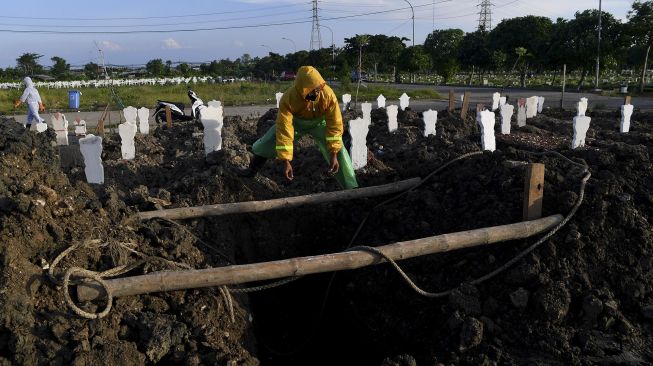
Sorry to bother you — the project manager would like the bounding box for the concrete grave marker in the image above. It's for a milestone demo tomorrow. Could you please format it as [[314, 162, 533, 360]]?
[[137, 107, 149, 135], [621, 104, 634, 133], [361, 102, 372, 125], [386, 105, 398, 132], [123, 106, 138, 124], [477, 110, 496, 152], [399, 93, 410, 111], [208, 100, 222, 108], [492, 92, 501, 111], [74, 117, 87, 136], [79, 134, 104, 184], [422, 109, 437, 137], [34, 122, 48, 133], [342, 94, 351, 112], [118, 121, 137, 160], [500, 104, 514, 135], [526, 96, 538, 118], [537, 96, 545, 113], [275, 93, 283, 108], [572, 116, 591, 149], [517, 99, 527, 127], [499, 96, 507, 107], [348, 117, 370, 170], [577, 97, 588, 116], [51, 113, 69, 146], [200, 106, 224, 155], [377, 94, 386, 109]]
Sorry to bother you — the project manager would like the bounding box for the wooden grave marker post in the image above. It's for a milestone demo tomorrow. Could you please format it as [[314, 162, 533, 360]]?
[[448, 90, 455, 112], [523, 163, 545, 221], [165, 106, 172, 128], [624, 95, 632, 105], [460, 92, 471, 119]]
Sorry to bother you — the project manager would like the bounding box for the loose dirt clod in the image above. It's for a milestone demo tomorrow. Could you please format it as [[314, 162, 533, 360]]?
[[1, 106, 652, 365]]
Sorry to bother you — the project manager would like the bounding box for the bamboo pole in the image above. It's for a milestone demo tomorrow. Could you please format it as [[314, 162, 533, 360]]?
[[77, 215, 563, 301], [137, 178, 422, 221]]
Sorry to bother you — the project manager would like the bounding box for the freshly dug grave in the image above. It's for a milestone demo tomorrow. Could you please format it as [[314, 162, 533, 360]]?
[[0, 105, 652, 366]]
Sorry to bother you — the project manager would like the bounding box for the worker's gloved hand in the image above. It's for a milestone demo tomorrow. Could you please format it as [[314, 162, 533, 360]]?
[[38, 102, 45, 112], [282, 159, 294, 181], [13, 100, 21, 108], [328, 152, 339, 175]]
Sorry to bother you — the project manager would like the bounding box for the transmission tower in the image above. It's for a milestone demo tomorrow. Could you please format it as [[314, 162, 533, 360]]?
[[310, 0, 322, 50], [477, 0, 493, 31]]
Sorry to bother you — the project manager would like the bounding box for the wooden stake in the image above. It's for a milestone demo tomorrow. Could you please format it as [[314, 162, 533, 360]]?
[[448, 90, 455, 112], [523, 163, 545, 221], [138, 178, 421, 221], [77, 214, 564, 301], [97, 104, 109, 136], [461, 91, 471, 119], [624, 95, 632, 105], [476, 103, 485, 113], [165, 106, 172, 128]]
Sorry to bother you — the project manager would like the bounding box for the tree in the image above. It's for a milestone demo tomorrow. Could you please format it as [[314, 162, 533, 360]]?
[[488, 16, 553, 71], [84, 62, 100, 79], [398, 46, 431, 75], [50, 56, 70, 80], [146, 58, 165, 76], [458, 30, 493, 84], [16, 53, 43, 76], [628, 1, 653, 92], [177, 63, 191, 76], [424, 28, 464, 83]]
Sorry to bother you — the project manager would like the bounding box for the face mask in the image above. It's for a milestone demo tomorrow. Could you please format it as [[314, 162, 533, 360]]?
[[305, 91, 318, 101]]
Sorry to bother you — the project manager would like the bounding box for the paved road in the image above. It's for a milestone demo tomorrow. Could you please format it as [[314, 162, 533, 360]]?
[[4, 84, 650, 127]]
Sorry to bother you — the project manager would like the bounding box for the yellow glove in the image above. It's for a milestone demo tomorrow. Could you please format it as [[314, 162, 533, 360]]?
[[38, 102, 45, 112], [14, 100, 21, 108]]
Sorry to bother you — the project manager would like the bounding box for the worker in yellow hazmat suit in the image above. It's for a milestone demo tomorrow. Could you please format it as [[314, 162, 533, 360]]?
[[242, 66, 358, 189]]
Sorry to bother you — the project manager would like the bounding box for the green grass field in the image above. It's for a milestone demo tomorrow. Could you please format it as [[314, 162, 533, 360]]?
[[0, 82, 441, 114]]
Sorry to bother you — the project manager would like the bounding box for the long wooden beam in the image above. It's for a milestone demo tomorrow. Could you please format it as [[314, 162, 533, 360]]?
[[137, 178, 422, 221], [77, 215, 563, 301]]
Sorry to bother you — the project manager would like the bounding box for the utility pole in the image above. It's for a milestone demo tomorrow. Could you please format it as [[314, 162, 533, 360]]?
[[402, 0, 414, 83], [310, 0, 322, 50], [594, 0, 602, 91], [477, 0, 493, 31], [321, 24, 335, 72]]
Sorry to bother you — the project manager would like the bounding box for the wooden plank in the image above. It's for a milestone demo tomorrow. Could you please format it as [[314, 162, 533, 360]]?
[[448, 90, 455, 112], [165, 106, 172, 128], [138, 178, 422, 221], [476, 103, 485, 112], [523, 163, 545, 221], [624, 95, 632, 105], [77, 214, 564, 301], [460, 91, 471, 119]]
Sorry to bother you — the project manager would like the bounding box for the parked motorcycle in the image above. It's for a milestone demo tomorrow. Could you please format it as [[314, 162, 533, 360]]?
[[153, 89, 205, 124]]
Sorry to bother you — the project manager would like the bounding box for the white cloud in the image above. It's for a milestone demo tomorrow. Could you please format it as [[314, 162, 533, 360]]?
[[233, 40, 245, 48], [100, 40, 121, 51], [162, 38, 182, 49]]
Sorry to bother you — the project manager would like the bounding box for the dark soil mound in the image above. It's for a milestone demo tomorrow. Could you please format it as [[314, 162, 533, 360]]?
[[1, 105, 652, 366]]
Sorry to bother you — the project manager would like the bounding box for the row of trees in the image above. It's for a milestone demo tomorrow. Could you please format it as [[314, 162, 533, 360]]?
[[1, 1, 651, 91]]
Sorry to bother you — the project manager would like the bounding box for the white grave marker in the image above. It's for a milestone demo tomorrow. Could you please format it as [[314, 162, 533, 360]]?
[[79, 134, 104, 184], [526, 96, 538, 118], [200, 106, 224, 155], [361, 102, 372, 126], [51, 113, 69, 146], [342, 94, 351, 112], [500, 104, 514, 135], [422, 109, 437, 137], [386, 105, 398, 132], [499, 97, 507, 107], [377, 94, 386, 109], [477, 110, 496, 152], [35, 122, 48, 133], [348, 117, 370, 170], [74, 118, 87, 136], [621, 104, 633, 133], [577, 97, 588, 116], [137, 107, 150, 135], [517, 99, 527, 127], [118, 121, 137, 160], [275, 93, 283, 108], [123, 106, 138, 124], [537, 96, 545, 113], [399, 93, 410, 111], [572, 116, 591, 149], [492, 92, 501, 111], [208, 100, 222, 108]]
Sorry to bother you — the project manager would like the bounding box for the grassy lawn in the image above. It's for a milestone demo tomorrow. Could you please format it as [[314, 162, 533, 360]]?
[[0, 82, 441, 114]]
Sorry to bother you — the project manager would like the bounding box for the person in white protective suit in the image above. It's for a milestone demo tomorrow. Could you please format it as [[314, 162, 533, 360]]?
[[14, 77, 45, 129]]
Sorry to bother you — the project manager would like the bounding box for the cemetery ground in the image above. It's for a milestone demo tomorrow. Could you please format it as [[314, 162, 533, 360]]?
[[1, 101, 653, 365]]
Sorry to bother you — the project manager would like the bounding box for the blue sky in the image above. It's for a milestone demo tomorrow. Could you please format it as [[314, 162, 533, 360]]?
[[0, 0, 632, 68]]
